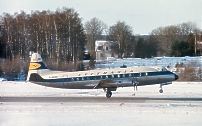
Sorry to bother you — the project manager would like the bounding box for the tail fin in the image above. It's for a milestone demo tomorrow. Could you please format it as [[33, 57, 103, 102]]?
[[29, 53, 48, 70], [27, 53, 48, 81]]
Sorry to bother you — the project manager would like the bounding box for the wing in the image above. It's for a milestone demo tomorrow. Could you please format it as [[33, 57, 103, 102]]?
[[93, 79, 117, 89]]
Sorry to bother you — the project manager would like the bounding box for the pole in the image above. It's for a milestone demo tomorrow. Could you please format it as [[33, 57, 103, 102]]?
[[195, 33, 196, 56]]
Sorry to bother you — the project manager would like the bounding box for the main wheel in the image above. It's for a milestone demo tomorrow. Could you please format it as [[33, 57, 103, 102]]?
[[106, 91, 112, 98]]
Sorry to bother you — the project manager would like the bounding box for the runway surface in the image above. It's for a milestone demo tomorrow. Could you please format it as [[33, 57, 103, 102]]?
[[1, 96, 202, 103]]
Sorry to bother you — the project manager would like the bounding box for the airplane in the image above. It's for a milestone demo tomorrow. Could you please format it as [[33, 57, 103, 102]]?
[[27, 53, 179, 98]]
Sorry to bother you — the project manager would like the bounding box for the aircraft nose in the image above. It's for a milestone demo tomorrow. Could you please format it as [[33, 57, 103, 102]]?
[[174, 74, 179, 80]]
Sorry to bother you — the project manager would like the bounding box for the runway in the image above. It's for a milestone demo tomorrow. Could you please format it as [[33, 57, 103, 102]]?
[[1, 96, 202, 103]]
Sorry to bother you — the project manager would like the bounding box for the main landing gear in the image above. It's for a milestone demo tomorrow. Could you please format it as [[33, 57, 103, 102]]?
[[159, 84, 163, 93], [106, 91, 112, 98], [104, 88, 116, 98]]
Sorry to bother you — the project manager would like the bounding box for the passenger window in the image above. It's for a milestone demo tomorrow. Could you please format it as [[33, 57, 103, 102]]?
[[83, 77, 87, 80], [97, 76, 101, 79], [67, 78, 71, 81], [90, 76, 94, 80], [125, 74, 129, 77]]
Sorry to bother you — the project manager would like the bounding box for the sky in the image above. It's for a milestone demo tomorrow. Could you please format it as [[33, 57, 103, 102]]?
[[1, 0, 202, 34]]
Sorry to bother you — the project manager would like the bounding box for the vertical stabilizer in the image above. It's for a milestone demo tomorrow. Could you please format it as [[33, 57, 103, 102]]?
[[29, 53, 48, 70], [26, 53, 48, 81]]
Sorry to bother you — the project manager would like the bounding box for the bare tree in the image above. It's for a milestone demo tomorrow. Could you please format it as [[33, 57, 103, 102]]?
[[108, 21, 133, 58], [0, 7, 86, 76], [150, 22, 199, 56], [84, 17, 107, 60]]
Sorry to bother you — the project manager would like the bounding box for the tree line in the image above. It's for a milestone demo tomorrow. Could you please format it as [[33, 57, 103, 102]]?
[[0, 7, 202, 79], [1, 7, 86, 62], [84, 18, 202, 59]]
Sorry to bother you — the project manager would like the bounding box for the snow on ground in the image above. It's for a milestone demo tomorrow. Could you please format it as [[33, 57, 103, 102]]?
[[0, 81, 202, 126], [0, 81, 202, 98]]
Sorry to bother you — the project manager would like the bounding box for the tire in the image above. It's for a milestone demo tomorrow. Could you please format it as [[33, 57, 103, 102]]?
[[106, 92, 112, 98], [159, 89, 163, 93]]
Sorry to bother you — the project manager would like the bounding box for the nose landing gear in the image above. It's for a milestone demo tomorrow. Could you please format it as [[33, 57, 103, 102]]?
[[159, 89, 163, 93], [159, 84, 163, 93]]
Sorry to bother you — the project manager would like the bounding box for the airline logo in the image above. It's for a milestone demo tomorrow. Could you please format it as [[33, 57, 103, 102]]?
[[29, 63, 41, 70]]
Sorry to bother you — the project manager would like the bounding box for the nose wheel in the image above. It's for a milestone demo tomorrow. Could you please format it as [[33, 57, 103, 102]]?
[[159, 89, 163, 93], [159, 84, 163, 93]]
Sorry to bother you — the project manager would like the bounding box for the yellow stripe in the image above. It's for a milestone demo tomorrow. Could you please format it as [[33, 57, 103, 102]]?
[[29, 63, 41, 70]]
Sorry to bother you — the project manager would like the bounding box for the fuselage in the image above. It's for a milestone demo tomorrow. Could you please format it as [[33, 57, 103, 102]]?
[[30, 67, 177, 89]]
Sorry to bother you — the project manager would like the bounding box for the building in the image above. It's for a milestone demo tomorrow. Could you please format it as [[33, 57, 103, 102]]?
[[95, 40, 118, 60]]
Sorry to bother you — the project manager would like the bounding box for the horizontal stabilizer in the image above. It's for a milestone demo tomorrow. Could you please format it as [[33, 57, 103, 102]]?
[[29, 73, 44, 81]]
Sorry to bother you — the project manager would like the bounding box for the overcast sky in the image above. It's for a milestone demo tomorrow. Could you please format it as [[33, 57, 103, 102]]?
[[1, 0, 202, 34]]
